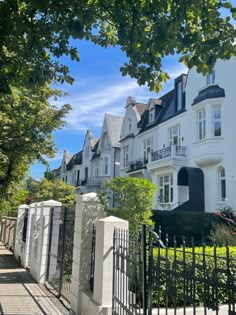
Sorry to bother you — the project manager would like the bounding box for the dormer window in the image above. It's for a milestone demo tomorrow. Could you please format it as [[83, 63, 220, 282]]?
[[176, 80, 182, 111], [149, 107, 155, 123], [206, 70, 215, 85]]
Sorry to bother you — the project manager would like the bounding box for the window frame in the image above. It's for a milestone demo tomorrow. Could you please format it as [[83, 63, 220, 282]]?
[[197, 108, 206, 140], [206, 70, 215, 85], [149, 107, 155, 123], [122, 145, 129, 168], [159, 174, 173, 204], [169, 125, 180, 146], [212, 105, 221, 137], [143, 137, 153, 161], [219, 167, 226, 201], [176, 80, 183, 111]]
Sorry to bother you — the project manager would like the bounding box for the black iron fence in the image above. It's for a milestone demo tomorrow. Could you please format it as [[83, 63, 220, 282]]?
[[46, 206, 75, 303], [112, 225, 236, 315], [0, 216, 17, 252], [90, 224, 96, 292]]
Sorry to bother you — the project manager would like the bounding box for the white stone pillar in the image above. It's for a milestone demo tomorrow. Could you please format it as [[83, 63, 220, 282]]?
[[29, 200, 61, 283], [70, 193, 105, 315], [80, 216, 128, 315], [14, 204, 29, 265]]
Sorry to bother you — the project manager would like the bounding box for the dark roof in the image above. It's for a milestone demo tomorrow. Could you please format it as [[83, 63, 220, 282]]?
[[192, 85, 225, 105], [137, 74, 187, 133], [91, 140, 101, 160], [66, 150, 83, 170]]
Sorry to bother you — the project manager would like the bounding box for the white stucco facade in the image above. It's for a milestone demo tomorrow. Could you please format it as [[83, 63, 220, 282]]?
[[120, 58, 236, 212]]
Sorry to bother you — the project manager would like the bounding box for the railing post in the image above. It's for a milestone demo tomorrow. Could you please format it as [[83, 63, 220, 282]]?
[[142, 225, 147, 315]]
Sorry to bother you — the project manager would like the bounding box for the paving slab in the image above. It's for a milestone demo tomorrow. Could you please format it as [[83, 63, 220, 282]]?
[[0, 243, 70, 315]]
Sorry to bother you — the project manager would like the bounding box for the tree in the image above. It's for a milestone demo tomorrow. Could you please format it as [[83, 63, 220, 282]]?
[[44, 168, 55, 182], [101, 177, 156, 230], [1, 1, 236, 92], [26, 177, 76, 206], [0, 85, 71, 195]]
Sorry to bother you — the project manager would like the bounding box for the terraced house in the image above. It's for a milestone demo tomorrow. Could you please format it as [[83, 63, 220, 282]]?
[[121, 58, 236, 212], [53, 58, 236, 213], [54, 113, 123, 194]]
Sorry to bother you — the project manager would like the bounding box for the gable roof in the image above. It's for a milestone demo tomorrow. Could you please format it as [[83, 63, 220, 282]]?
[[105, 114, 124, 147]]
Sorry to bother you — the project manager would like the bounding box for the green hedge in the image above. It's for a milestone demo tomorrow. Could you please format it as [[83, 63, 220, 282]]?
[[152, 211, 224, 246], [152, 246, 236, 307]]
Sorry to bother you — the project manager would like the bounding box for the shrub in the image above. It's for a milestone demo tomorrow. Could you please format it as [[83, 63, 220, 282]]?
[[152, 246, 236, 307], [101, 177, 156, 231], [152, 211, 223, 246]]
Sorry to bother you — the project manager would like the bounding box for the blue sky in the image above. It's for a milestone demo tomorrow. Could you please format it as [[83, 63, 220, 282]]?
[[30, 39, 187, 179]]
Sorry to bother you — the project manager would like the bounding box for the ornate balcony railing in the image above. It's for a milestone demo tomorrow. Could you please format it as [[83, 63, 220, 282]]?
[[127, 157, 148, 172], [151, 145, 187, 162]]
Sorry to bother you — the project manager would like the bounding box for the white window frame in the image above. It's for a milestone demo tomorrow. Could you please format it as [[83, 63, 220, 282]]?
[[212, 106, 221, 137], [159, 174, 173, 204], [219, 167, 226, 201], [197, 108, 206, 140], [143, 137, 153, 161], [128, 117, 132, 133], [149, 107, 155, 123], [169, 125, 180, 146], [206, 70, 215, 85], [104, 157, 109, 176], [176, 81, 182, 111], [123, 145, 129, 168]]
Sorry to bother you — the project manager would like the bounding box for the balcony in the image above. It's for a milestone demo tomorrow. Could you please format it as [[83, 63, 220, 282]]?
[[127, 158, 148, 173], [192, 138, 224, 166], [148, 145, 187, 170], [77, 177, 111, 187]]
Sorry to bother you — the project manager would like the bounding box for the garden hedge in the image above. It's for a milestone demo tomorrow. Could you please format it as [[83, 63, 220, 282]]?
[[152, 246, 236, 307], [152, 211, 223, 246]]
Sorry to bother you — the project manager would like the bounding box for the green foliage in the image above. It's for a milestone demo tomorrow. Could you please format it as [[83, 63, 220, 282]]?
[[0, 85, 71, 196], [0, 189, 28, 217], [152, 211, 223, 245], [152, 246, 236, 307], [26, 178, 76, 206], [101, 177, 156, 230], [1, 1, 236, 92], [44, 168, 55, 182]]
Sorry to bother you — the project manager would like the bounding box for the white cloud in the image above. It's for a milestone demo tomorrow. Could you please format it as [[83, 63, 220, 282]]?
[[53, 77, 151, 133], [52, 62, 188, 134]]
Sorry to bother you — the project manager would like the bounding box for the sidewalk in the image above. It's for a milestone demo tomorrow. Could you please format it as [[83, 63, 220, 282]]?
[[0, 243, 69, 315]]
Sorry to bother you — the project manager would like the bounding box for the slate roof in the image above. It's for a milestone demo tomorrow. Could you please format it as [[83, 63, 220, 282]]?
[[137, 74, 187, 133], [192, 85, 225, 105], [105, 114, 124, 147], [66, 150, 83, 170], [91, 140, 101, 160]]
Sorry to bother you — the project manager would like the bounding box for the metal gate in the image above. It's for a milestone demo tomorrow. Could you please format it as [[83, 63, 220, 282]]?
[[46, 206, 75, 303], [112, 225, 236, 315]]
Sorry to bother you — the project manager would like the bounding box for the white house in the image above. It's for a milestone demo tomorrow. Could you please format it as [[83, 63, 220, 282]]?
[[53, 113, 123, 194], [120, 58, 236, 212], [87, 113, 123, 192]]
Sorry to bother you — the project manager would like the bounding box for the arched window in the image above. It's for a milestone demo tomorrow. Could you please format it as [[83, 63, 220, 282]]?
[[219, 167, 226, 201], [128, 117, 132, 133]]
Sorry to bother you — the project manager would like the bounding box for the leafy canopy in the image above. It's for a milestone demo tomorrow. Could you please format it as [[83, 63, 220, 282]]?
[[101, 177, 156, 230], [0, 85, 71, 196], [26, 177, 76, 206], [1, 0, 236, 92]]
